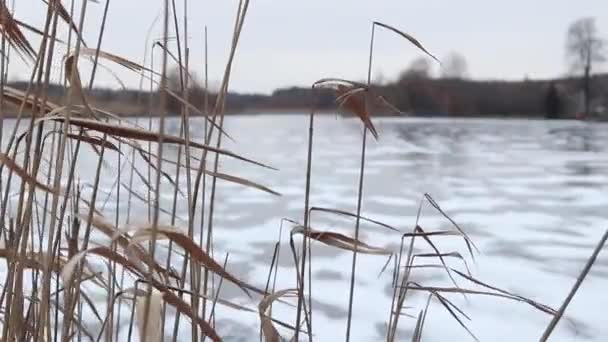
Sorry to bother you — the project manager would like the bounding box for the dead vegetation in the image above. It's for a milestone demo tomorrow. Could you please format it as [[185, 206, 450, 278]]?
[[0, 1, 605, 342]]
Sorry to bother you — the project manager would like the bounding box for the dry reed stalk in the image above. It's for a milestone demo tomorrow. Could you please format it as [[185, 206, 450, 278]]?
[[41, 1, 90, 339], [6, 2, 62, 340], [294, 89, 315, 341], [191, 2, 251, 338], [141, 0, 171, 339], [62, 133, 108, 342], [159, 2, 190, 339], [387, 200, 424, 341], [344, 21, 376, 342], [539, 229, 608, 341]]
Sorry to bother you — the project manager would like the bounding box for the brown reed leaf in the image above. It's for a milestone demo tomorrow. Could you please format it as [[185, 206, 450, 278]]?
[[131, 228, 267, 296], [62, 246, 145, 287], [82, 214, 180, 281], [46, 116, 274, 169], [77, 47, 150, 73], [0, 3, 36, 60], [0, 153, 59, 194], [335, 84, 379, 139], [44, 0, 86, 46], [373, 21, 440, 63], [65, 55, 100, 121], [66, 48, 231, 138], [161, 289, 222, 342], [259, 289, 298, 342], [291, 225, 391, 255], [1, 85, 60, 114], [66, 133, 121, 153], [203, 169, 280, 196], [14, 18, 65, 44], [310, 207, 399, 232], [313, 78, 367, 89]]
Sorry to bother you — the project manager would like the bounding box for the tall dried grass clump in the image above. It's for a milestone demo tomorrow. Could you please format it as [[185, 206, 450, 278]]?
[[0, 1, 605, 341]]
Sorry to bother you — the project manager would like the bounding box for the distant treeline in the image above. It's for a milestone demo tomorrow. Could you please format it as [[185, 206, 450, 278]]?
[[4, 73, 607, 118]]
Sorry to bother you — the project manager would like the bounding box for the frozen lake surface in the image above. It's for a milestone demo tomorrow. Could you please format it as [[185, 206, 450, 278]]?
[[2, 115, 607, 341]]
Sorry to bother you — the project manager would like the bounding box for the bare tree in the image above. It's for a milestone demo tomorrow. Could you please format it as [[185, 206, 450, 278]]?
[[441, 52, 469, 79], [566, 17, 606, 116], [399, 57, 433, 80]]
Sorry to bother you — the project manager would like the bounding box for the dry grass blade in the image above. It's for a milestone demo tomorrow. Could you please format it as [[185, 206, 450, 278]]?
[[413, 295, 434, 342], [78, 290, 105, 323], [42, 0, 87, 45], [397, 283, 478, 341], [47, 300, 97, 341], [67, 47, 232, 139], [291, 225, 391, 255], [407, 284, 554, 314], [410, 310, 424, 342], [66, 132, 121, 152], [2, 85, 60, 114], [161, 289, 222, 342], [433, 292, 478, 342], [138, 283, 299, 333], [131, 228, 266, 296], [119, 285, 224, 342], [62, 246, 145, 286], [46, 116, 275, 169], [135, 147, 180, 189], [82, 214, 180, 280], [136, 288, 162, 342], [259, 289, 299, 342], [402, 230, 462, 238], [120, 182, 179, 218], [0, 153, 58, 194], [424, 193, 479, 258], [0, 249, 105, 288], [76, 47, 151, 73], [126, 138, 277, 195], [313, 78, 367, 89], [14, 18, 65, 44], [414, 225, 461, 289], [0, 4, 36, 60], [376, 95, 406, 115], [310, 207, 399, 232], [335, 84, 378, 139], [452, 268, 555, 314], [203, 169, 280, 196], [65, 54, 100, 121], [540, 229, 608, 341], [415, 252, 472, 276], [373, 21, 440, 63]]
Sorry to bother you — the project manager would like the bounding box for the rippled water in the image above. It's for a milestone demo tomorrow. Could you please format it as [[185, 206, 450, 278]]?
[[3, 115, 608, 341]]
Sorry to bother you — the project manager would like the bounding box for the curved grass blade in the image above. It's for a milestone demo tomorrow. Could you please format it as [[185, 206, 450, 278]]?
[[130, 228, 267, 296], [45, 116, 275, 169], [0, 153, 58, 194], [291, 225, 391, 255], [373, 21, 440, 63], [0, 4, 36, 60], [259, 289, 299, 342], [310, 207, 399, 232]]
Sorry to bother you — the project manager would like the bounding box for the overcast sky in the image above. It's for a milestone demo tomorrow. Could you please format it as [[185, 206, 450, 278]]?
[[11, 0, 608, 94]]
